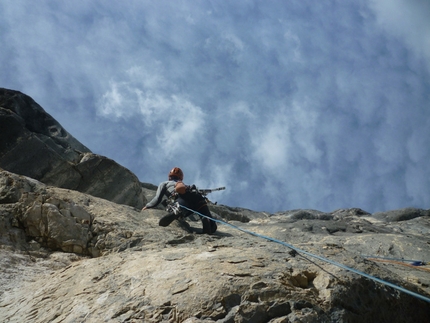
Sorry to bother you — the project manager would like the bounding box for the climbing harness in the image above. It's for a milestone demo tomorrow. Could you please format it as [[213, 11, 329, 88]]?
[[179, 205, 430, 304], [160, 186, 225, 225], [163, 186, 225, 217]]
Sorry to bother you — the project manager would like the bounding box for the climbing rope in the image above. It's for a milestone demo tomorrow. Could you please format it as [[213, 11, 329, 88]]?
[[362, 255, 427, 266], [179, 205, 430, 304], [365, 258, 430, 273]]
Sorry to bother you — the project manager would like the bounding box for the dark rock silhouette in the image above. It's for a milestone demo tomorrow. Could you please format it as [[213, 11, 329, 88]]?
[[0, 88, 146, 208]]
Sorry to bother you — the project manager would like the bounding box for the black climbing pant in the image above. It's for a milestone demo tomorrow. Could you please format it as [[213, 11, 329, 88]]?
[[159, 197, 217, 234]]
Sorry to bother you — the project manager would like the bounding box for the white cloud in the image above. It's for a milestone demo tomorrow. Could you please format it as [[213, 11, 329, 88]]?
[[97, 76, 206, 161], [156, 96, 206, 155], [370, 0, 430, 71], [283, 30, 302, 62], [251, 99, 323, 176], [251, 115, 292, 173], [97, 81, 128, 118]]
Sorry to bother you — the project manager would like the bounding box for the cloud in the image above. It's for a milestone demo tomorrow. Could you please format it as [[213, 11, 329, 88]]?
[[370, 0, 430, 71], [97, 76, 206, 162]]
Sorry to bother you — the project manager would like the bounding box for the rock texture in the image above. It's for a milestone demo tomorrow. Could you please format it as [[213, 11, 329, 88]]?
[[1, 170, 429, 323], [0, 88, 146, 208]]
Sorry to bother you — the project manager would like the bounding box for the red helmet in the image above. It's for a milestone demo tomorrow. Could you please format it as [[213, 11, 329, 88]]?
[[168, 167, 184, 181]]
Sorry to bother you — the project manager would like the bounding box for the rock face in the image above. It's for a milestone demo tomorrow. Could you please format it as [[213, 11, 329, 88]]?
[[1, 170, 429, 323], [0, 88, 146, 208]]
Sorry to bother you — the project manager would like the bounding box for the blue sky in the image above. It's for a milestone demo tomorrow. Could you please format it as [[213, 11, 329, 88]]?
[[1, 0, 429, 213]]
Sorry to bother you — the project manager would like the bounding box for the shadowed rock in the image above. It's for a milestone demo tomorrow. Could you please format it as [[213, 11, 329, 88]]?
[[0, 88, 146, 208], [372, 207, 430, 222]]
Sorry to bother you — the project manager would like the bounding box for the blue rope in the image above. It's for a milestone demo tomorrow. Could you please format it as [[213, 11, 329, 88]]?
[[362, 256, 427, 266], [180, 205, 430, 303]]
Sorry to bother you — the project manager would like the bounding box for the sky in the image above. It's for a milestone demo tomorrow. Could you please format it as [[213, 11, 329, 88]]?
[[1, 0, 429, 214]]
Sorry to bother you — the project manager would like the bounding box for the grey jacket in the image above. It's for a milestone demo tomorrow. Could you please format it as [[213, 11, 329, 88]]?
[[145, 180, 178, 208]]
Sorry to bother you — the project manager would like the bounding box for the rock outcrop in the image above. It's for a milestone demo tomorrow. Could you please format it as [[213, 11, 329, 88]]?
[[0, 88, 146, 208], [1, 170, 429, 322]]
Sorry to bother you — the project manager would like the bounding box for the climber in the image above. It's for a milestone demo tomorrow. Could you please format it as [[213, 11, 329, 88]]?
[[141, 167, 217, 234]]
